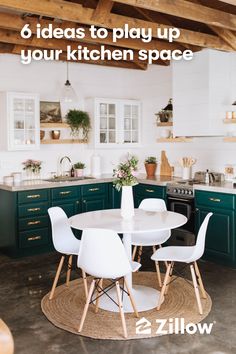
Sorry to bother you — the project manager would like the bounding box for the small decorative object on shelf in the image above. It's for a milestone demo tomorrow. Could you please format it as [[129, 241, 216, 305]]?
[[74, 162, 86, 177], [51, 130, 61, 140], [40, 130, 45, 140], [113, 155, 139, 219], [155, 98, 173, 124], [22, 159, 42, 180], [144, 156, 157, 177], [66, 109, 91, 141]]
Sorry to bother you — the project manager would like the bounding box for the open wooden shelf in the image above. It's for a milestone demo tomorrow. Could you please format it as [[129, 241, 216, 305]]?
[[223, 119, 236, 124], [223, 137, 236, 142], [157, 137, 193, 143], [40, 123, 69, 128], [41, 139, 87, 144], [157, 122, 173, 127]]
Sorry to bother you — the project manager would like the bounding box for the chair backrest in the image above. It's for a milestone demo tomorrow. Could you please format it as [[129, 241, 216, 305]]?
[[189, 212, 213, 262], [48, 207, 77, 253], [139, 198, 167, 212], [77, 228, 132, 279]]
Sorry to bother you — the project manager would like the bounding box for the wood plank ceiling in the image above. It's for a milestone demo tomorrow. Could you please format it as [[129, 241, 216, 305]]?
[[0, 0, 235, 70]]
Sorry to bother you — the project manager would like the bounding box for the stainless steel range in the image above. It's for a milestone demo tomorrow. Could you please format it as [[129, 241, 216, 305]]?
[[166, 171, 224, 235]]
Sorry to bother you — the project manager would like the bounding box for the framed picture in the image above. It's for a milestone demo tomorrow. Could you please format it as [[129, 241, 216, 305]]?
[[40, 101, 62, 123]]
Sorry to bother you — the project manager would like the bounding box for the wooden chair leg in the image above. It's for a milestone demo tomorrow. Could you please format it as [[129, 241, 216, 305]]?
[[115, 281, 128, 338], [165, 261, 174, 295], [153, 246, 162, 288], [137, 246, 143, 263], [95, 279, 103, 313], [157, 263, 172, 310], [132, 246, 137, 261], [194, 262, 207, 299], [190, 264, 203, 315], [66, 255, 73, 286], [124, 278, 139, 318], [81, 269, 88, 299], [78, 279, 95, 332], [49, 255, 65, 300], [159, 245, 168, 269]]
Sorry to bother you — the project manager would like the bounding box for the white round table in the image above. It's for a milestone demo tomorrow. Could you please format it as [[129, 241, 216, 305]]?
[[69, 209, 187, 313]]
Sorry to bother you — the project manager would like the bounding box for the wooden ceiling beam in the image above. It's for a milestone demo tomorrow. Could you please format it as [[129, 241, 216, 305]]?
[[0, 0, 232, 51], [217, 0, 236, 6], [114, 0, 236, 31], [0, 12, 182, 52], [0, 28, 150, 64], [92, 0, 114, 23], [209, 26, 236, 50]]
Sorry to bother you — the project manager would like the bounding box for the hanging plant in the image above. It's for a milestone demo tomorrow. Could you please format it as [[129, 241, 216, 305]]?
[[66, 109, 91, 140]]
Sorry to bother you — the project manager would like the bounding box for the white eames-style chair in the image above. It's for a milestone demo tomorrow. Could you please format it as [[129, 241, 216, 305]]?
[[77, 228, 141, 338], [132, 198, 171, 287], [151, 212, 213, 315], [48, 207, 88, 300]]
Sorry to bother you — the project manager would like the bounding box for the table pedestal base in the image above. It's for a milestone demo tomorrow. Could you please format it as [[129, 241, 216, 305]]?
[[97, 285, 161, 313]]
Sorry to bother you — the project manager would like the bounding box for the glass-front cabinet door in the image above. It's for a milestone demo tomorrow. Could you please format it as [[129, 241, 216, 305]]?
[[122, 102, 140, 144], [98, 101, 117, 145], [7, 92, 40, 151], [93, 98, 141, 148]]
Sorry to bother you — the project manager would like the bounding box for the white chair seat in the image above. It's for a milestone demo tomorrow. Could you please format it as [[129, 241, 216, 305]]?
[[132, 230, 170, 247], [151, 245, 196, 263], [57, 238, 80, 256], [131, 261, 141, 272]]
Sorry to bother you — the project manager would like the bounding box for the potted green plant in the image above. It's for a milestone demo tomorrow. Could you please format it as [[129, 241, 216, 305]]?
[[74, 162, 86, 177], [144, 156, 157, 177], [66, 110, 91, 140]]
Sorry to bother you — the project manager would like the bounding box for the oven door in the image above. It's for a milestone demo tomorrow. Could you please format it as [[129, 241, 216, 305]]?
[[167, 196, 195, 232]]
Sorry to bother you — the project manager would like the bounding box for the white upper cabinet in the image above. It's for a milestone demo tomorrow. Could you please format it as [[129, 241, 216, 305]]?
[[0, 92, 40, 151], [86, 98, 141, 148], [172, 49, 231, 137]]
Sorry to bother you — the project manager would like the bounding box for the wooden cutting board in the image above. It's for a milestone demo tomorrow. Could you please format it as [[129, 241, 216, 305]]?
[[160, 150, 172, 176]]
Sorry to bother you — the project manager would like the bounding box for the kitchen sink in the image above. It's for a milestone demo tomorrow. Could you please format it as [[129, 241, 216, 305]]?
[[43, 176, 95, 183]]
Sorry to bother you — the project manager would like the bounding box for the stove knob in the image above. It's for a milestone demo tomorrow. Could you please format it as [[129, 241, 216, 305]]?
[[181, 189, 185, 194], [185, 190, 188, 194], [189, 190, 192, 195]]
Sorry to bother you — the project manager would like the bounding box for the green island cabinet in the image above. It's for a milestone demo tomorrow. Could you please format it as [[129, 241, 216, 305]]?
[[195, 190, 236, 267], [0, 182, 111, 257]]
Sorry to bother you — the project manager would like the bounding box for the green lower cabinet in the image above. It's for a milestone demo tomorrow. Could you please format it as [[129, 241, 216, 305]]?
[[195, 190, 236, 267], [134, 183, 166, 207], [81, 197, 106, 212], [51, 200, 80, 217]]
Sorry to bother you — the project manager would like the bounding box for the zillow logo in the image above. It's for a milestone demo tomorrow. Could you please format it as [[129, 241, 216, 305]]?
[[136, 317, 214, 335]]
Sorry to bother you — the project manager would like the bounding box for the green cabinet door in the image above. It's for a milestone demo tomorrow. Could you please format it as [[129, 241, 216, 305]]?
[[51, 200, 80, 217], [81, 196, 107, 213], [196, 207, 235, 265], [134, 184, 166, 208]]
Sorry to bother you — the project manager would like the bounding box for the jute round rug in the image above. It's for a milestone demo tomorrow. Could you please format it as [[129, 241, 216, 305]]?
[[41, 272, 212, 340]]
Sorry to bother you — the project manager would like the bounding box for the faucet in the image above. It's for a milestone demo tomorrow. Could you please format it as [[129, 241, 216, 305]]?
[[59, 156, 72, 176]]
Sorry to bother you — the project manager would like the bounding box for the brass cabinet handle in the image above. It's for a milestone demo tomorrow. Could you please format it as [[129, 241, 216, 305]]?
[[60, 191, 71, 195], [145, 189, 154, 193], [27, 236, 41, 241], [88, 188, 99, 192], [76, 201, 80, 204], [27, 207, 41, 212], [209, 198, 221, 202], [27, 194, 41, 199], [83, 200, 86, 203], [27, 220, 41, 226]]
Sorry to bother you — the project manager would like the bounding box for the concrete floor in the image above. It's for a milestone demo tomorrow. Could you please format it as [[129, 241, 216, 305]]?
[[0, 250, 236, 354]]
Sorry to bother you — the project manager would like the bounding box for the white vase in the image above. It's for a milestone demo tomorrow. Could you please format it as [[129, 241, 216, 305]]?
[[121, 186, 134, 220]]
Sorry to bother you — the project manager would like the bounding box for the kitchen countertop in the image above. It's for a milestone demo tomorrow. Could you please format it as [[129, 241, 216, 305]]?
[[193, 181, 236, 195], [0, 174, 180, 192], [1, 174, 236, 194]]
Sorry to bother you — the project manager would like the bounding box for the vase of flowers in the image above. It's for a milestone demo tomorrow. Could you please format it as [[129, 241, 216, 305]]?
[[22, 159, 42, 180], [113, 155, 139, 220]]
